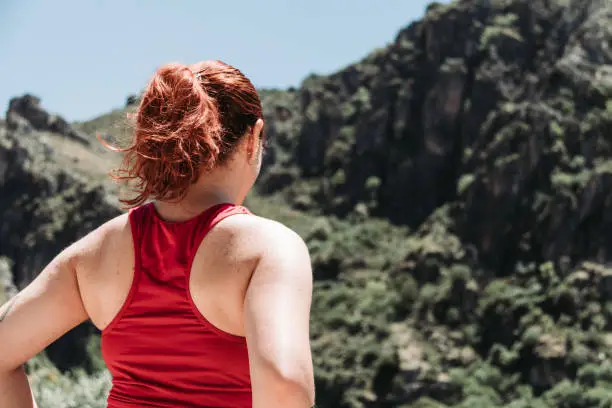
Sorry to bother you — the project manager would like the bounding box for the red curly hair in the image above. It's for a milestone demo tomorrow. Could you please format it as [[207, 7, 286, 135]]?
[[102, 60, 263, 207]]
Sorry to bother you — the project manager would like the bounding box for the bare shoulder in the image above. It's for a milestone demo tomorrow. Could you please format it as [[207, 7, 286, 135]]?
[[217, 212, 309, 258], [217, 213, 312, 295], [67, 212, 131, 267], [239, 212, 315, 406]]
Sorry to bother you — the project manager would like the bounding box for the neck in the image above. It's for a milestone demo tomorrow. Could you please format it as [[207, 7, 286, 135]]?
[[153, 166, 246, 222]]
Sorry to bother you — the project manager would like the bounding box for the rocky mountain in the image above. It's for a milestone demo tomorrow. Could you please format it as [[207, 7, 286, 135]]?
[[260, 0, 612, 251], [2, 0, 612, 407], [0, 94, 121, 371]]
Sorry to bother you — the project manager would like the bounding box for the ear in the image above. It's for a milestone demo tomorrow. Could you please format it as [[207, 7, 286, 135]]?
[[247, 119, 265, 161]]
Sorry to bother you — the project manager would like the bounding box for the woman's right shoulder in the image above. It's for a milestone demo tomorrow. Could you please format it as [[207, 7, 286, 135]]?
[[92, 211, 131, 240], [70, 212, 131, 260]]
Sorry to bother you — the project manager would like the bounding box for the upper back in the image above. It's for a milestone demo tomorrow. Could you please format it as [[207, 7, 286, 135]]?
[[76, 202, 262, 407], [77, 202, 264, 333]]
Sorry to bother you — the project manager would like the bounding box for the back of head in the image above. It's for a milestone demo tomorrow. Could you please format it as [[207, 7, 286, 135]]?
[[106, 60, 263, 207]]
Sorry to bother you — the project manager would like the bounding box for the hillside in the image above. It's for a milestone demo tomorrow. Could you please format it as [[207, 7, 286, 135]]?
[[2, 0, 612, 407]]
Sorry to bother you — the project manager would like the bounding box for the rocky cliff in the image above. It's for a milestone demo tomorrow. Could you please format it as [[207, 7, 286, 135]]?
[[257, 0, 612, 405], [0, 94, 120, 371], [2, 0, 612, 407]]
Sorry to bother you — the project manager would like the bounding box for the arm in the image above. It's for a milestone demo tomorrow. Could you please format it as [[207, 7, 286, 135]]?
[[0, 241, 89, 408], [244, 223, 316, 408]]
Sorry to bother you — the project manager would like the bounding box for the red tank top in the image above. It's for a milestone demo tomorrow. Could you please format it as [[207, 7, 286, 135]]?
[[101, 202, 253, 408]]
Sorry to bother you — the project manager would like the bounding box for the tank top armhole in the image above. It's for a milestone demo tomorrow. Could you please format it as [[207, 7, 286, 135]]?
[[101, 206, 145, 336], [184, 205, 252, 343]]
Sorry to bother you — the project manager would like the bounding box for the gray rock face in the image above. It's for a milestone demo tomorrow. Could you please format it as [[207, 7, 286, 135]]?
[[257, 0, 612, 272], [7, 94, 91, 146]]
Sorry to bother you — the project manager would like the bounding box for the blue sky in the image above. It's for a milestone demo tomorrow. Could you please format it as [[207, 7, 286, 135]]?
[[0, 0, 448, 122]]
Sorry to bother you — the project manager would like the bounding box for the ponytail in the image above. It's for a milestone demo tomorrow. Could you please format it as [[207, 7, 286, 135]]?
[[104, 62, 223, 207]]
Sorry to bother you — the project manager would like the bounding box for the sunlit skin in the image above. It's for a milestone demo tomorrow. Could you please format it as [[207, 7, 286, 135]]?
[[0, 63, 316, 408]]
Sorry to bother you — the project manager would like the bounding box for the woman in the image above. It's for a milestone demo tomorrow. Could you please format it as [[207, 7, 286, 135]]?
[[0, 60, 316, 407]]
